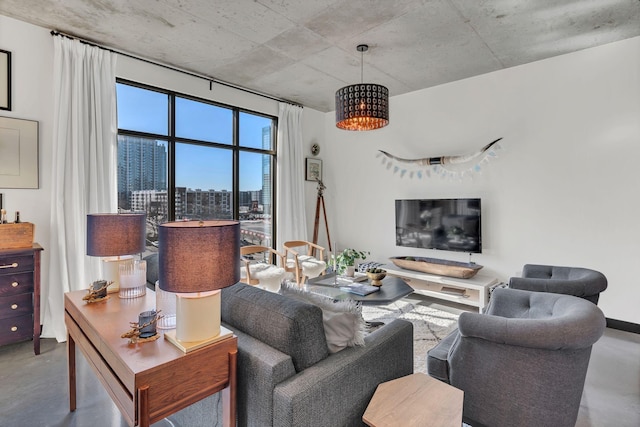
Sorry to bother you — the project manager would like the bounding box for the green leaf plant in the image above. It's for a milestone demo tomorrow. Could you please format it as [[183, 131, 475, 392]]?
[[332, 248, 370, 274]]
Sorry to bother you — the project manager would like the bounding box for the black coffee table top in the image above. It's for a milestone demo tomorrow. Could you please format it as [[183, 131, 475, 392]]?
[[305, 274, 413, 305]]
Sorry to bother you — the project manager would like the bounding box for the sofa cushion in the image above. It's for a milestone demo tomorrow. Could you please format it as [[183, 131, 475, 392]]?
[[281, 282, 366, 353], [221, 282, 329, 372], [143, 253, 159, 289]]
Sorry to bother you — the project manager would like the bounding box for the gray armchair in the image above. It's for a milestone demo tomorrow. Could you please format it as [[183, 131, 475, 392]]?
[[509, 263, 607, 304], [427, 287, 606, 427]]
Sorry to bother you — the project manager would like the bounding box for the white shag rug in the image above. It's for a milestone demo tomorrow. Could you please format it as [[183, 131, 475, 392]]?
[[361, 298, 460, 374]]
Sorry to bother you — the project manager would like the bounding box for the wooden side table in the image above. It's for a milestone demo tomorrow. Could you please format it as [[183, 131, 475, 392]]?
[[65, 289, 237, 427], [363, 373, 463, 427]]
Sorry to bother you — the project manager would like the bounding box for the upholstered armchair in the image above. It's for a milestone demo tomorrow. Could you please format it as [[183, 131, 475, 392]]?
[[240, 245, 287, 292], [509, 263, 607, 304], [427, 287, 606, 427], [283, 240, 327, 285]]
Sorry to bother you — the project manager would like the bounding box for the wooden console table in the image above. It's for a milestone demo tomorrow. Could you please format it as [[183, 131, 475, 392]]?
[[384, 264, 498, 311], [363, 373, 463, 427], [65, 289, 237, 427]]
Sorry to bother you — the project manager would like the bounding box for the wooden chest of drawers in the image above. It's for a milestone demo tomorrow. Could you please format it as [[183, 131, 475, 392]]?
[[0, 243, 43, 354]]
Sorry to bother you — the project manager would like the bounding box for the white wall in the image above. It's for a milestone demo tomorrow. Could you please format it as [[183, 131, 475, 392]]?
[[320, 36, 640, 323], [0, 16, 54, 293]]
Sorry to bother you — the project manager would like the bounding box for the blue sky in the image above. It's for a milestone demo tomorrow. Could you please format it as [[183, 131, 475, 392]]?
[[116, 83, 271, 191]]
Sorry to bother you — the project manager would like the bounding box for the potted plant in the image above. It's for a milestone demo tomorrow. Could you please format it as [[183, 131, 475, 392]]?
[[333, 248, 370, 276]]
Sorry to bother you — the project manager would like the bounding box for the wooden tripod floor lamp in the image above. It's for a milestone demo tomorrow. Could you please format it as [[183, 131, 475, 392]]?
[[312, 179, 332, 255]]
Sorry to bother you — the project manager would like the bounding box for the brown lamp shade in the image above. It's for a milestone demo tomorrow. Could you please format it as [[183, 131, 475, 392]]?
[[158, 220, 240, 293], [335, 83, 389, 131], [86, 213, 146, 257]]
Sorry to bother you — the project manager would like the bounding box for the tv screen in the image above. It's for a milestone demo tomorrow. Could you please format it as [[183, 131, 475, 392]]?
[[395, 198, 481, 253]]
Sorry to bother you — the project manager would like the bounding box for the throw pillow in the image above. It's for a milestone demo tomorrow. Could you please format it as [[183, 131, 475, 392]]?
[[281, 282, 366, 353]]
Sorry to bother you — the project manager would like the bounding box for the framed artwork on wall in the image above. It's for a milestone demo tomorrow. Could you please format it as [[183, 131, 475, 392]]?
[[305, 158, 322, 182], [0, 117, 39, 188], [0, 50, 10, 111]]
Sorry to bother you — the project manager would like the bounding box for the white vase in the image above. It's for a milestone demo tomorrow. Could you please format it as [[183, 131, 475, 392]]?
[[345, 266, 355, 277]]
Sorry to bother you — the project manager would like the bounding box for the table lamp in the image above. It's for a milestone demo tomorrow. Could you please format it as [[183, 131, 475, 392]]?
[[158, 220, 239, 352], [87, 213, 146, 293]]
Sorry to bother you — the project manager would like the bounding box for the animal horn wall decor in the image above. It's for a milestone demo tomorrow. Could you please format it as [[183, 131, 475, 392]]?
[[377, 137, 503, 179]]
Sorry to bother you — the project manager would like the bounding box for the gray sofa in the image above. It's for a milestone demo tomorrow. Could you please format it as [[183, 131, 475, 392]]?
[[144, 254, 414, 426], [509, 263, 608, 304], [427, 287, 606, 427]]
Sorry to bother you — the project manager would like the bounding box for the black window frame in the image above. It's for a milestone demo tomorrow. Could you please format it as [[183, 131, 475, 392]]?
[[116, 78, 278, 247]]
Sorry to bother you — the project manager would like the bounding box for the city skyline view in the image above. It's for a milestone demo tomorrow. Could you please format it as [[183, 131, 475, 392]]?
[[117, 83, 273, 192], [116, 81, 276, 246]]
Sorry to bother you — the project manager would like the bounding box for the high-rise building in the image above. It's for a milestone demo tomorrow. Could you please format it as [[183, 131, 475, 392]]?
[[261, 126, 272, 216], [117, 135, 167, 210]]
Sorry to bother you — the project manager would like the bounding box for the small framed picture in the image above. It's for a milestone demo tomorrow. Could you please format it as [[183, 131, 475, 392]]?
[[305, 158, 322, 181], [0, 49, 11, 111]]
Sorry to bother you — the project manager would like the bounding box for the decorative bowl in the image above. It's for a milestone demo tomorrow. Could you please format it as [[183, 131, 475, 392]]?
[[366, 270, 387, 286]]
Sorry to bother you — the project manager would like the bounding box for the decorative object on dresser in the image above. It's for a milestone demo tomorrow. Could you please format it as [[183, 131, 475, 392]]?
[[0, 243, 44, 355], [158, 220, 240, 353], [86, 213, 146, 294], [0, 222, 35, 249]]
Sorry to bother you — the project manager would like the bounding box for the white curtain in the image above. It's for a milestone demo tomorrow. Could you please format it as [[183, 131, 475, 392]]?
[[276, 103, 308, 247], [41, 37, 118, 342]]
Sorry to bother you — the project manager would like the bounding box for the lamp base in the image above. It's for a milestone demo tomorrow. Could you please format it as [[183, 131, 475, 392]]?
[[102, 256, 134, 293], [163, 326, 233, 353]]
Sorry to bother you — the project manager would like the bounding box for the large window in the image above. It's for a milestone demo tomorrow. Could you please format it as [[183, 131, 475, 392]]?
[[116, 81, 276, 250]]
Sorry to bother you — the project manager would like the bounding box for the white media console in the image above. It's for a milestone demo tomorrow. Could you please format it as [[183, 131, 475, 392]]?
[[383, 264, 499, 311]]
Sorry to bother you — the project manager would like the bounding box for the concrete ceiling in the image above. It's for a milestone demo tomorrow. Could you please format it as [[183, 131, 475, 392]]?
[[2, 0, 639, 112]]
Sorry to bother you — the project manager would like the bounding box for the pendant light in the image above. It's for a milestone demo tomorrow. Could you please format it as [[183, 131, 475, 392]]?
[[335, 44, 389, 131]]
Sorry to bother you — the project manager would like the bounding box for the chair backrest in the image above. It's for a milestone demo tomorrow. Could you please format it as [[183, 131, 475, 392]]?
[[509, 263, 607, 304], [449, 288, 605, 427], [241, 245, 284, 265], [283, 240, 313, 256]]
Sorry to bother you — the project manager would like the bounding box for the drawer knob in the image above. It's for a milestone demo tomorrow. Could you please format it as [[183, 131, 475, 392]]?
[[0, 262, 18, 269], [11, 326, 18, 332], [11, 282, 18, 288], [11, 304, 18, 310]]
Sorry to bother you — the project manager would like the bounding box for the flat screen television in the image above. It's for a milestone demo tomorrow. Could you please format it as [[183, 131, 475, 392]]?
[[395, 198, 482, 253]]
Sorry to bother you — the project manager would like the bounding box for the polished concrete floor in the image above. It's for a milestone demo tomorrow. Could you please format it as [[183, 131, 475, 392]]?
[[1, 322, 638, 426]]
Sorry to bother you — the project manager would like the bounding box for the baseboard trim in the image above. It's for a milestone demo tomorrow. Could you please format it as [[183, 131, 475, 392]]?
[[606, 318, 640, 334]]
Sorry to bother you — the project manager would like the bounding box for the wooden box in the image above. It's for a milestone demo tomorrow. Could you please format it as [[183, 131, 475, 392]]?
[[0, 223, 34, 249]]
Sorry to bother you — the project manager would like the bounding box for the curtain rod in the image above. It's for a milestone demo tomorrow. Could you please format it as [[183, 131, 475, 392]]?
[[50, 30, 302, 108]]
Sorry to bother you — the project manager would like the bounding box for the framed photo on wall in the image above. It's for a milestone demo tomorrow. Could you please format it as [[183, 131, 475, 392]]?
[[0, 50, 10, 111], [305, 158, 322, 181], [0, 117, 39, 188]]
